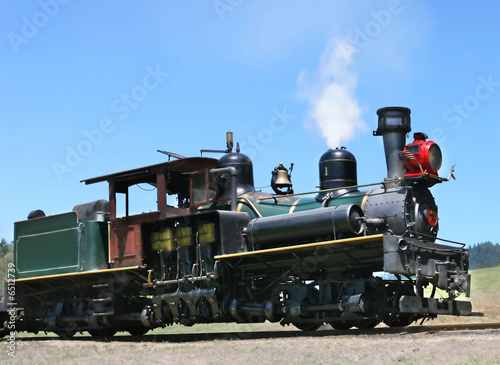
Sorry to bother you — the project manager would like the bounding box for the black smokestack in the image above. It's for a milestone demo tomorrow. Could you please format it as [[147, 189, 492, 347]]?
[[374, 107, 411, 184]]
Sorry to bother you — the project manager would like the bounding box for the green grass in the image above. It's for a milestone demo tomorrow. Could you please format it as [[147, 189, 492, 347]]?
[[427, 264, 500, 324], [469, 265, 500, 294], [423, 264, 500, 296]]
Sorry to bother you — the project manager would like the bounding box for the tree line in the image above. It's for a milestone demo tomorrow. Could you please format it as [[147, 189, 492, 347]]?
[[0, 238, 13, 277], [0, 239, 14, 291], [468, 241, 500, 270]]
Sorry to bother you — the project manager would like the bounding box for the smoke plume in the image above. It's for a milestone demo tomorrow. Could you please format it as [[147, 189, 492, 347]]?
[[298, 36, 368, 148]]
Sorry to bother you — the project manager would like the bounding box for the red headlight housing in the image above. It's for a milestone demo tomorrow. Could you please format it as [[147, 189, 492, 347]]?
[[401, 133, 442, 177]]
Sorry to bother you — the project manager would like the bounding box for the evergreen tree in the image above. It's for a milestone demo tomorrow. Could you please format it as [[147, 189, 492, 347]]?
[[0, 238, 8, 257], [468, 241, 500, 269], [0, 239, 14, 292]]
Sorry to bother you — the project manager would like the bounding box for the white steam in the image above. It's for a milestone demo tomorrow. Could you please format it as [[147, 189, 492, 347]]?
[[298, 36, 368, 148]]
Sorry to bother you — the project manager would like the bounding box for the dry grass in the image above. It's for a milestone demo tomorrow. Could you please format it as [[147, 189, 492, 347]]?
[[4, 266, 500, 364], [5, 329, 500, 365], [429, 291, 500, 325]]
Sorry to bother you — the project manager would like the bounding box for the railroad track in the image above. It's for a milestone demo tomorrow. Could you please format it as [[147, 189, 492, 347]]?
[[373, 322, 500, 334], [17, 322, 500, 342]]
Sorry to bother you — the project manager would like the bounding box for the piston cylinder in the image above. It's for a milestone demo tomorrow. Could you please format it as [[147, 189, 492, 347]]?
[[245, 204, 364, 249]]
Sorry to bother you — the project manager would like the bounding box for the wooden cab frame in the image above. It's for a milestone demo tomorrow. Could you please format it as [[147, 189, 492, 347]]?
[[82, 157, 218, 268]]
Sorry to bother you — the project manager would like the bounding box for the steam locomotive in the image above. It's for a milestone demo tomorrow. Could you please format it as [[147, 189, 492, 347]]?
[[2, 107, 477, 338]]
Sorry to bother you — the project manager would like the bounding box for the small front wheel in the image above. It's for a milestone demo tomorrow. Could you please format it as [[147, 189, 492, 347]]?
[[292, 322, 322, 331], [89, 328, 117, 338], [128, 326, 149, 336]]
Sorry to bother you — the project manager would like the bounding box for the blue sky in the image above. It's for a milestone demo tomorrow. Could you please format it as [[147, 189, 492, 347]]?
[[1, 1, 499, 246]]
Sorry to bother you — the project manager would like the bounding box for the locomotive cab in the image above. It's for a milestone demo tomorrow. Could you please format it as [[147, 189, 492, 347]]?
[[81, 157, 219, 268]]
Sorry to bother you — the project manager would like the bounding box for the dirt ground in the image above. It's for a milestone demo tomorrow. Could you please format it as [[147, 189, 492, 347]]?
[[4, 282, 499, 364], [4, 328, 500, 365]]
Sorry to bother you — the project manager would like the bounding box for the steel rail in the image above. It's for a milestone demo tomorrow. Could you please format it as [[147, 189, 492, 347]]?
[[14, 322, 500, 342]]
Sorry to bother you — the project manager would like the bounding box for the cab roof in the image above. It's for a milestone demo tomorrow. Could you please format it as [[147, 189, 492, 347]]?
[[81, 157, 218, 194]]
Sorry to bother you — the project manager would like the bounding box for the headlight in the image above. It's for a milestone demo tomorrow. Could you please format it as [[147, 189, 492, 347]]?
[[402, 133, 442, 177], [428, 143, 442, 172]]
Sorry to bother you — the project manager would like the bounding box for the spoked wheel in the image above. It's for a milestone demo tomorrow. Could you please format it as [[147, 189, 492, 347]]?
[[89, 328, 117, 338], [383, 282, 416, 327], [291, 287, 322, 331], [292, 322, 322, 331], [385, 312, 414, 327], [331, 318, 379, 330], [89, 316, 118, 338], [55, 322, 78, 340], [128, 326, 150, 336], [330, 320, 354, 330], [353, 319, 379, 329], [55, 331, 76, 340]]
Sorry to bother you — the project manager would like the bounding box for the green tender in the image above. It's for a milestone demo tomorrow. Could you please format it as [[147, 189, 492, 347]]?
[[14, 212, 108, 280]]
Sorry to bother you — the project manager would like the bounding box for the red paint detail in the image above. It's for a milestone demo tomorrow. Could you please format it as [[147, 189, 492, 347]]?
[[402, 138, 441, 177], [426, 207, 438, 227]]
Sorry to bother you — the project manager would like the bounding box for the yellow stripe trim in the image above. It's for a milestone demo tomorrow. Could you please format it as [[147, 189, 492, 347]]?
[[16, 266, 143, 282], [214, 234, 384, 260], [321, 158, 355, 163], [361, 189, 373, 211], [237, 196, 263, 217], [108, 222, 113, 264], [289, 198, 302, 214]]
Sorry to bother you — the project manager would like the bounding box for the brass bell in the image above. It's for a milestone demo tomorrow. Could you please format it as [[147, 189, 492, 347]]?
[[271, 163, 294, 195], [274, 163, 292, 188]]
